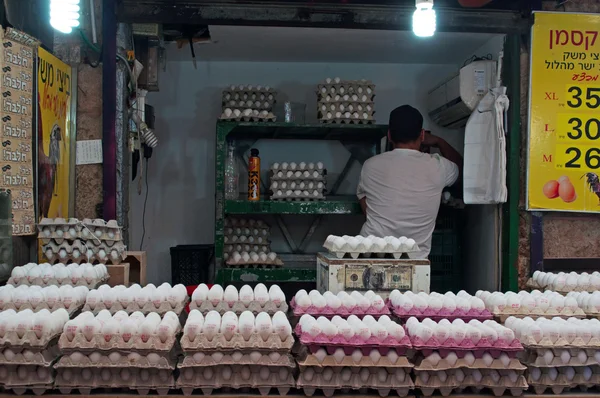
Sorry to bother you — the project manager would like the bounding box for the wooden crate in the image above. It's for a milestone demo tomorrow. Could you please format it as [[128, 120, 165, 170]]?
[[107, 263, 130, 286], [124, 251, 147, 285]]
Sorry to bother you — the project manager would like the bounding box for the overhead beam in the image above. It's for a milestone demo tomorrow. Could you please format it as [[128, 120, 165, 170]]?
[[117, 1, 529, 34]]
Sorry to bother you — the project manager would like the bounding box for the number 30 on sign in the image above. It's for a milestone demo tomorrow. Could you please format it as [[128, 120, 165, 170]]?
[[527, 12, 600, 213]]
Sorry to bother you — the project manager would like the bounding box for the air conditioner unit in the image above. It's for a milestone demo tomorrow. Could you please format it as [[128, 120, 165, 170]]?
[[427, 60, 497, 129]]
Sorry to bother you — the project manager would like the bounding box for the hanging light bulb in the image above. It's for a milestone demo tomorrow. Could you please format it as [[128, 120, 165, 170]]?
[[50, 0, 81, 34], [413, 0, 436, 38]]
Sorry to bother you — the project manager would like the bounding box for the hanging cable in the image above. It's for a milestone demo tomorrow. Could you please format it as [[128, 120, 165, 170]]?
[[140, 158, 149, 250]]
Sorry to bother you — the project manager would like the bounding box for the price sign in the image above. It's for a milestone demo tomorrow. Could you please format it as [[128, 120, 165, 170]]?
[[527, 12, 600, 212]]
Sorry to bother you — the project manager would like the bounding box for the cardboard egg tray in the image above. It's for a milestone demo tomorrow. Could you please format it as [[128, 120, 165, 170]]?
[[415, 371, 528, 397], [38, 218, 123, 244], [0, 330, 61, 351], [224, 244, 270, 253], [297, 352, 414, 368], [489, 304, 586, 321], [270, 191, 326, 201], [520, 348, 600, 367], [297, 366, 413, 397], [225, 258, 285, 268], [56, 351, 176, 369], [291, 298, 390, 317], [222, 86, 276, 98], [176, 363, 294, 396], [317, 82, 375, 98], [324, 247, 420, 260], [0, 364, 54, 393], [409, 336, 524, 358], [297, 333, 412, 356], [224, 217, 269, 228], [518, 334, 600, 349], [319, 101, 375, 112], [8, 275, 107, 289], [219, 113, 277, 122], [225, 227, 270, 238], [525, 278, 596, 294], [179, 351, 295, 367], [82, 297, 189, 315], [180, 332, 294, 353], [189, 299, 288, 315], [54, 366, 174, 395], [58, 331, 179, 354], [270, 171, 326, 181], [0, 345, 59, 366], [526, 366, 600, 394], [318, 118, 375, 125], [390, 306, 493, 322], [415, 354, 526, 372], [43, 240, 126, 264], [1, 301, 83, 317]]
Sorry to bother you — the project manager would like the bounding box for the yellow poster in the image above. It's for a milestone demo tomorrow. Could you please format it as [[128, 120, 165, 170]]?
[[528, 12, 600, 212], [37, 47, 73, 219]]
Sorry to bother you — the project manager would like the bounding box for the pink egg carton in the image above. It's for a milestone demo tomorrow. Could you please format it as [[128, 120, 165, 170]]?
[[409, 335, 523, 359], [291, 297, 390, 317], [389, 304, 492, 322]]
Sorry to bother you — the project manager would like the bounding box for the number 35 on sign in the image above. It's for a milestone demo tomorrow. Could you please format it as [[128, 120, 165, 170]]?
[[527, 12, 600, 213]]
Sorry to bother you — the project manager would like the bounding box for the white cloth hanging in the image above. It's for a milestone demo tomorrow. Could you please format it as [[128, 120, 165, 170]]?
[[463, 87, 510, 204]]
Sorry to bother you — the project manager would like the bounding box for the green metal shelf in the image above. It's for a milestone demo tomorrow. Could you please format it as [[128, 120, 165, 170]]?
[[225, 196, 361, 215], [215, 268, 316, 285]]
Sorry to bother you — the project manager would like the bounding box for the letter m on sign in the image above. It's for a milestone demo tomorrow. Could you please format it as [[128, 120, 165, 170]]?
[[543, 154, 553, 162]]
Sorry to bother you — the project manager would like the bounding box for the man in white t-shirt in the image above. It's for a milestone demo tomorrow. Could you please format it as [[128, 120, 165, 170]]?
[[357, 105, 463, 258]]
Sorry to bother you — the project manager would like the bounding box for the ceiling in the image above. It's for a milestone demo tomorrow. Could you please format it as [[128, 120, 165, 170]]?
[[167, 26, 499, 64]]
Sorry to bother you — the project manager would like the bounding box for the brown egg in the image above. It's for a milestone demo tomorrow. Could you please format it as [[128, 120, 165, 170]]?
[[558, 177, 577, 203], [543, 180, 560, 199]]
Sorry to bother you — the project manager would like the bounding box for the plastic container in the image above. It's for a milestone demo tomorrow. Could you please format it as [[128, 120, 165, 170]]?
[[170, 245, 214, 286]]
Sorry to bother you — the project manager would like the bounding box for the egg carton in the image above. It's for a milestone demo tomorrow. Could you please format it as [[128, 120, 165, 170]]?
[[177, 363, 294, 396], [318, 101, 375, 111], [526, 278, 596, 294], [409, 336, 523, 357], [224, 236, 270, 246], [58, 331, 179, 354], [225, 225, 270, 236], [415, 354, 526, 372], [219, 113, 277, 122], [224, 244, 270, 254], [521, 348, 600, 367], [270, 171, 326, 181], [270, 191, 326, 201], [296, 366, 413, 397], [1, 301, 83, 317], [224, 217, 269, 228], [222, 86, 276, 94], [43, 240, 126, 264], [0, 345, 59, 366], [224, 259, 284, 268], [0, 383, 54, 396], [318, 118, 376, 125], [291, 298, 390, 318], [180, 331, 294, 353], [54, 366, 174, 395], [390, 306, 493, 322], [416, 367, 525, 381], [317, 92, 375, 102], [323, 239, 420, 259], [296, 331, 412, 356], [298, 352, 413, 368], [415, 373, 528, 397], [8, 275, 107, 289], [56, 352, 176, 369], [0, 329, 62, 351], [0, 364, 54, 387], [82, 297, 189, 316], [527, 369, 600, 395], [189, 300, 288, 315], [179, 351, 295, 368], [489, 304, 586, 319], [221, 100, 275, 109], [518, 334, 600, 349], [38, 218, 123, 244]]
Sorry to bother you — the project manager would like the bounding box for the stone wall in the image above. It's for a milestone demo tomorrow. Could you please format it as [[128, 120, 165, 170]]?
[[518, 0, 600, 288]]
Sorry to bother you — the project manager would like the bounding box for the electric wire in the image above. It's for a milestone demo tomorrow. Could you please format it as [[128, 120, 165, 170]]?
[[140, 159, 149, 250]]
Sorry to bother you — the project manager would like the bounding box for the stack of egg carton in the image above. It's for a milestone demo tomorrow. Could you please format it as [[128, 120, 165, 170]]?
[[190, 283, 288, 315], [294, 292, 414, 396], [505, 317, 600, 394], [477, 290, 585, 322], [223, 217, 279, 267], [527, 270, 600, 293], [219, 85, 277, 122], [38, 218, 126, 264], [0, 308, 69, 394], [407, 317, 527, 396], [323, 235, 419, 259], [83, 283, 189, 315], [388, 290, 492, 322], [269, 161, 327, 201], [55, 310, 180, 394], [9, 263, 109, 289], [291, 290, 390, 318], [567, 291, 600, 318], [177, 308, 295, 395], [317, 78, 375, 124], [0, 285, 88, 317]]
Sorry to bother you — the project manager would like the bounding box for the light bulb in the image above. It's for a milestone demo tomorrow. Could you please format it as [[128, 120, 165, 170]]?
[[50, 0, 81, 34], [413, 0, 436, 38]]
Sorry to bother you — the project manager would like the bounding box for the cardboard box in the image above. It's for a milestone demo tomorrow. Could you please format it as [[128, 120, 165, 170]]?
[[124, 251, 147, 285], [107, 263, 130, 287]]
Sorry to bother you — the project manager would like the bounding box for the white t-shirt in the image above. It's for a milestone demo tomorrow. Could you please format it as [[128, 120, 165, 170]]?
[[357, 148, 459, 258]]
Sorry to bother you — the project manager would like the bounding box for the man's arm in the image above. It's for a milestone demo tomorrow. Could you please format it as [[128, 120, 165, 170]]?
[[357, 168, 367, 215], [359, 197, 367, 215], [423, 132, 463, 170]]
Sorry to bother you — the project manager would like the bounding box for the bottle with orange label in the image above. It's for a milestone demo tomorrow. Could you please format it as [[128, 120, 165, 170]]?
[[248, 148, 261, 201]]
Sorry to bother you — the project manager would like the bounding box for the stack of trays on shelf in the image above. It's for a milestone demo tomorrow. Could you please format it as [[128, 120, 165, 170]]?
[[567, 291, 600, 317], [219, 85, 277, 122], [407, 318, 527, 396], [505, 317, 600, 394], [223, 217, 283, 268], [177, 307, 295, 395], [527, 270, 600, 293], [0, 309, 69, 394], [388, 290, 492, 322], [317, 78, 375, 124], [83, 283, 189, 315], [8, 262, 109, 289], [295, 308, 413, 397], [291, 290, 390, 318], [190, 284, 288, 315], [0, 285, 88, 316], [477, 290, 585, 321], [269, 161, 327, 201], [55, 310, 180, 394], [323, 235, 419, 259], [38, 218, 126, 264]]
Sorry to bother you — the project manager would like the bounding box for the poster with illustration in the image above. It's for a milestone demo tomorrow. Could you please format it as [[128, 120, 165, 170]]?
[[37, 47, 73, 219], [527, 12, 600, 212]]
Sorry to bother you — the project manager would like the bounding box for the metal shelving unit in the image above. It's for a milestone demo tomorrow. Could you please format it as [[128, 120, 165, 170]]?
[[214, 121, 388, 285]]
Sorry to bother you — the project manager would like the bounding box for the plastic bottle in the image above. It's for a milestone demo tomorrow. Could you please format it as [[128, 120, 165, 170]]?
[[248, 148, 260, 201], [225, 141, 239, 200]]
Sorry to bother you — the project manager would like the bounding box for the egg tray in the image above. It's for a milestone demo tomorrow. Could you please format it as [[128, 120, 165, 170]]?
[[296, 331, 412, 356], [176, 364, 294, 396], [318, 118, 376, 125], [189, 300, 288, 315], [415, 355, 526, 372], [526, 278, 595, 294], [179, 351, 295, 368], [489, 304, 586, 319], [0, 345, 59, 367], [43, 242, 126, 264], [0, 364, 54, 389], [518, 334, 600, 349], [58, 331, 180, 354], [219, 113, 277, 122], [82, 297, 189, 316], [181, 331, 293, 353], [8, 275, 107, 289], [297, 352, 413, 368], [224, 244, 271, 254], [270, 172, 326, 182], [270, 192, 326, 201], [291, 298, 390, 318], [224, 218, 270, 228], [324, 248, 420, 260], [527, 369, 600, 395], [1, 300, 84, 317], [415, 373, 528, 397], [56, 352, 176, 369], [296, 366, 413, 397], [54, 367, 174, 395], [38, 218, 123, 244], [225, 258, 285, 268], [317, 93, 376, 104], [408, 336, 523, 357], [319, 101, 375, 111], [520, 348, 600, 367], [390, 306, 493, 322], [0, 383, 54, 396], [0, 330, 62, 351]]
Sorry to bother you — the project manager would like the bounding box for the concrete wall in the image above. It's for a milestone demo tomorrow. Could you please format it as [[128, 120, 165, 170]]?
[[517, 0, 600, 288]]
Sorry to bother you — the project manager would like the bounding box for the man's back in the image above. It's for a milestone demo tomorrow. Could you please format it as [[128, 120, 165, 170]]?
[[357, 148, 458, 258]]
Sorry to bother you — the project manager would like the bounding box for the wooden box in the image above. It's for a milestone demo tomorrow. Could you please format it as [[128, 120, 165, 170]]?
[[107, 263, 130, 287], [124, 251, 147, 285]]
